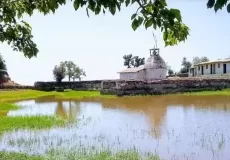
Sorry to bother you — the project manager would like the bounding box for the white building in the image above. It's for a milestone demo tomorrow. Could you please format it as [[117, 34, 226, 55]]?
[[189, 59, 230, 77], [118, 48, 167, 81]]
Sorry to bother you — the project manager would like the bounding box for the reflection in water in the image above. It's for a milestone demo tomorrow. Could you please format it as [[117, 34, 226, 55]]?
[[55, 101, 80, 121], [1, 95, 230, 160]]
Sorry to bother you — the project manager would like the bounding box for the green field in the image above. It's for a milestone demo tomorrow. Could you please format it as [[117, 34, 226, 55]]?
[[1, 89, 230, 103], [0, 90, 114, 102]]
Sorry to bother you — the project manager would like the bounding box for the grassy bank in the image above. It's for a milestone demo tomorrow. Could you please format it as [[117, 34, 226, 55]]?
[[0, 90, 114, 102], [0, 150, 161, 160], [1, 89, 230, 103], [180, 89, 230, 96]]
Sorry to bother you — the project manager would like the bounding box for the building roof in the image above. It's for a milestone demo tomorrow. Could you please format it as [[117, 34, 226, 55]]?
[[194, 59, 230, 66], [118, 66, 145, 73]]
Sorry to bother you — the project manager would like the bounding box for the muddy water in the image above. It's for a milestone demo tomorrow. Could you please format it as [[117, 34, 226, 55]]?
[[1, 95, 230, 159]]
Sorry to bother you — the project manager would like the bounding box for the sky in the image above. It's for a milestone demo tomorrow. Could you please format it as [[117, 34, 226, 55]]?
[[1, 1, 230, 85]]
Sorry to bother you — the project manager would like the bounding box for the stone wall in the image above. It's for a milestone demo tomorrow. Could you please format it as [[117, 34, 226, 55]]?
[[100, 78, 230, 96], [34, 80, 102, 91]]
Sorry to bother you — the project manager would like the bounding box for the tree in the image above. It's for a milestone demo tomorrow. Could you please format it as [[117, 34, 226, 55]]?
[[192, 56, 209, 65], [200, 56, 209, 62], [53, 62, 66, 83], [0, 53, 8, 83], [123, 54, 145, 68], [63, 61, 76, 81], [123, 54, 133, 68], [181, 57, 192, 73], [0, 53, 7, 70], [72, 66, 86, 81], [131, 56, 145, 67], [166, 64, 174, 76], [0, 0, 228, 58]]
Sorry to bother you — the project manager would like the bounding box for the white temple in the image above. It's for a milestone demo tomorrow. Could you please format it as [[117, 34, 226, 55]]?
[[118, 48, 167, 81]]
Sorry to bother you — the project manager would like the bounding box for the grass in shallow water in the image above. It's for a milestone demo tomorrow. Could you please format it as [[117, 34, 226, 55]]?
[[0, 103, 19, 110], [0, 152, 42, 160], [0, 116, 65, 135], [0, 150, 161, 160], [0, 102, 65, 135]]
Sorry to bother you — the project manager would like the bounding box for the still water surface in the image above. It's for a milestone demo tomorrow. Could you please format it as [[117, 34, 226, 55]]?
[[1, 96, 230, 159]]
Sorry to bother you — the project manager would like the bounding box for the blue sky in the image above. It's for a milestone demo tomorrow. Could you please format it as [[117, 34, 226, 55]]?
[[1, 1, 230, 85]]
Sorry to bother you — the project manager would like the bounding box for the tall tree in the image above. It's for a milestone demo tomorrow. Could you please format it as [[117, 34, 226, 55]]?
[[123, 54, 133, 68], [72, 66, 86, 81], [181, 57, 192, 73], [131, 56, 145, 67], [200, 56, 209, 62], [192, 57, 201, 65], [63, 61, 76, 81], [0, 0, 227, 58], [53, 62, 66, 83], [0, 53, 7, 70], [192, 56, 209, 65]]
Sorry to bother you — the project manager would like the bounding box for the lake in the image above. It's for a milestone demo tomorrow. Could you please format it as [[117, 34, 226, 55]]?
[[1, 95, 230, 160]]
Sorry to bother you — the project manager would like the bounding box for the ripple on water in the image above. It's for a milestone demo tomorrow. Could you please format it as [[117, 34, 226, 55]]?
[[1, 96, 230, 160]]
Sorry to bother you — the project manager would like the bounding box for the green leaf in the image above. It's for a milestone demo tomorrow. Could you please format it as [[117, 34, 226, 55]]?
[[110, 5, 116, 15], [227, 3, 230, 12], [214, 0, 227, 11], [170, 9, 181, 22], [125, 0, 130, 7], [156, 19, 161, 27], [145, 19, 153, 29], [207, 0, 215, 8], [131, 19, 139, 31], [95, 5, 101, 15], [131, 13, 137, 20], [73, 0, 80, 10], [137, 16, 144, 25]]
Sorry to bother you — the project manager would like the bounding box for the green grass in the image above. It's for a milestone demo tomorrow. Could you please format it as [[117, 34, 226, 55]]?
[[0, 150, 161, 160], [0, 90, 114, 102], [0, 103, 19, 117], [0, 103, 19, 110], [0, 116, 65, 135], [0, 152, 42, 160], [1, 89, 230, 103], [0, 100, 65, 135], [177, 89, 230, 96]]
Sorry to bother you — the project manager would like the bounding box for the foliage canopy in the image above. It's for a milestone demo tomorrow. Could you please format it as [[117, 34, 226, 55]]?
[[53, 62, 66, 83], [0, 0, 228, 58], [180, 57, 192, 73], [123, 54, 145, 68], [0, 53, 7, 70]]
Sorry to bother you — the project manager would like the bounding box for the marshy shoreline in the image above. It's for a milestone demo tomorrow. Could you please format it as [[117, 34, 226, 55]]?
[[1, 89, 230, 160]]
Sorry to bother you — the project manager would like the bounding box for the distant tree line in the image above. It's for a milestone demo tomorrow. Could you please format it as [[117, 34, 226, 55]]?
[[53, 61, 86, 83], [167, 56, 209, 76], [123, 54, 145, 68]]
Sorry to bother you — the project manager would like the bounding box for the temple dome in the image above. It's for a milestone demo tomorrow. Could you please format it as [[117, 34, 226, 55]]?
[[144, 54, 167, 69]]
